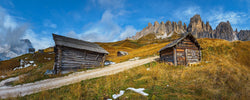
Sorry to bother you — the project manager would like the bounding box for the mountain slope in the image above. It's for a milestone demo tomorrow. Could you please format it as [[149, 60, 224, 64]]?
[[0, 39, 34, 61], [16, 38, 250, 100]]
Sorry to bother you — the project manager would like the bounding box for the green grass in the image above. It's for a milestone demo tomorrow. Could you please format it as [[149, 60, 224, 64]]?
[[13, 38, 250, 100]]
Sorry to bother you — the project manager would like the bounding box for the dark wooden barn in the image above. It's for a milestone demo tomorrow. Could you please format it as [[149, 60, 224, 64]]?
[[159, 33, 202, 66], [52, 34, 109, 74]]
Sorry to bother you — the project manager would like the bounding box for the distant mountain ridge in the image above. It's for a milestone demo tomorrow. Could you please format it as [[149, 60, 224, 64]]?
[[131, 14, 249, 41], [0, 39, 34, 61]]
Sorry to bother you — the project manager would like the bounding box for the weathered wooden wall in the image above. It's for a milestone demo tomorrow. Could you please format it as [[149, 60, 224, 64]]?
[[160, 36, 201, 66], [176, 37, 200, 65], [160, 48, 174, 64], [54, 46, 106, 73]]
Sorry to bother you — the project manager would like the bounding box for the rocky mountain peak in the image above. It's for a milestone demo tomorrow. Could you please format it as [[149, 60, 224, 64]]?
[[130, 14, 249, 41], [191, 14, 202, 23], [148, 23, 152, 27], [205, 21, 212, 32], [131, 19, 186, 40], [187, 14, 213, 38], [154, 21, 159, 27], [183, 23, 187, 30], [237, 30, 250, 41], [187, 14, 203, 33], [214, 21, 234, 41], [160, 21, 164, 25]]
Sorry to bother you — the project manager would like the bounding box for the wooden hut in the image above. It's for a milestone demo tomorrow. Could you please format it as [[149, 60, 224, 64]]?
[[52, 34, 109, 74], [159, 33, 202, 66], [28, 48, 35, 54]]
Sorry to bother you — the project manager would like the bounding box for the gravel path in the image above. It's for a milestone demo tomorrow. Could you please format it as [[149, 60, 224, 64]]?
[[0, 56, 158, 99]]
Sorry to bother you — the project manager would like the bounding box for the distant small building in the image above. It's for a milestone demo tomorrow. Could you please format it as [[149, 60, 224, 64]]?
[[38, 49, 44, 53], [159, 33, 202, 66], [28, 48, 35, 54], [117, 51, 129, 56], [52, 34, 109, 74]]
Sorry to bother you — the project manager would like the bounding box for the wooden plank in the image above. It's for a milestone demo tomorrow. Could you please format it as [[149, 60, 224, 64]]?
[[173, 47, 177, 66], [176, 49, 184, 52], [58, 46, 63, 73], [185, 49, 187, 66]]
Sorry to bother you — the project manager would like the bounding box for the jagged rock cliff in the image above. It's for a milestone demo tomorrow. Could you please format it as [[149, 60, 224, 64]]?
[[213, 21, 234, 41], [131, 14, 248, 41], [237, 30, 250, 41], [131, 20, 187, 39], [187, 14, 213, 38]]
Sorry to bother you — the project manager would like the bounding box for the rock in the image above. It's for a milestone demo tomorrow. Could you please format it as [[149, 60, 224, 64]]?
[[131, 20, 186, 40], [178, 21, 184, 32], [165, 21, 172, 33], [117, 51, 129, 56], [237, 30, 250, 41], [172, 22, 178, 32], [44, 70, 54, 75], [157, 21, 166, 35], [187, 14, 204, 38], [153, 21, 160, 33], [187, 14, 213, 38], [130, 14, 246, 41], [183, 23, 187, 31], [213, 21, 234, 41], [206, 22, 212, 32], [146, 23, 152, 29]]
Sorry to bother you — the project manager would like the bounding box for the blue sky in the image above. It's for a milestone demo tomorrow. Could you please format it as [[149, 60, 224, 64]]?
[[0, 0, 249, 50]]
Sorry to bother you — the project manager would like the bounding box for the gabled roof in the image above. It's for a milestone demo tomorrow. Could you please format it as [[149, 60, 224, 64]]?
[[159, 32, 201, 52], [53, 34, 109, 54]]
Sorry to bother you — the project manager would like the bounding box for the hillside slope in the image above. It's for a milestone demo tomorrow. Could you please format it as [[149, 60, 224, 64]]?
[[9, 38, 250, 100]]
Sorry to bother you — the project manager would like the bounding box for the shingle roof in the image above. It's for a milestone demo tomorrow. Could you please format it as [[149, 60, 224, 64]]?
[[159, 33, 201, 52], [53, 34, 109, 54]]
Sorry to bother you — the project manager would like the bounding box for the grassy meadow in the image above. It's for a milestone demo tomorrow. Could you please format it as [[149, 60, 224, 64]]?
[[0, 35, 171, 85], [5, 38, 249, 99]]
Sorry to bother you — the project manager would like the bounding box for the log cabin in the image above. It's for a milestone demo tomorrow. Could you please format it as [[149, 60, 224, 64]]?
[[52, 34, 109, 74], [159, 33, 202, 66]]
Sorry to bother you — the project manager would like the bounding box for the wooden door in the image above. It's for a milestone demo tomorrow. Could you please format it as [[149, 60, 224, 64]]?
[[176, 49, 186, 65]]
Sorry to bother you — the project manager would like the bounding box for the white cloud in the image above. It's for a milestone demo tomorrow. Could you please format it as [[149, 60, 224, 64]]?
[[0, 6, 26, 46], [23, 29, 54, 50], [67, 10, 138, 42], [0, 6, 53, 52], [174, 6, 249, 30], [97, 0, 124, 9], [43, 20, 57, 28], [174, 6, 201, 22], [119, 26, 138, 39], [207, 8, 249, 29]]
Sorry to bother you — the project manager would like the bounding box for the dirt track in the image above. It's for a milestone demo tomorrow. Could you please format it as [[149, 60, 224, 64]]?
[[0, 56, 158, 99]]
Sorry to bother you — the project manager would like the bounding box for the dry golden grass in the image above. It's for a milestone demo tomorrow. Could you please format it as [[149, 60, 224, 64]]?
[[16, 38, 250, 100], [0, 52, 57, 84]]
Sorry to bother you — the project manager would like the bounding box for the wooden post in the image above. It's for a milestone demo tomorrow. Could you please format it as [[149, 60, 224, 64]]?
[[95, 54, 99, 60], [185, 49, 187, 66], [173, 47, 177, 66], [199, 49, 202, 62], [53, 46, 58, 74], [58, 46, 62, 73]]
